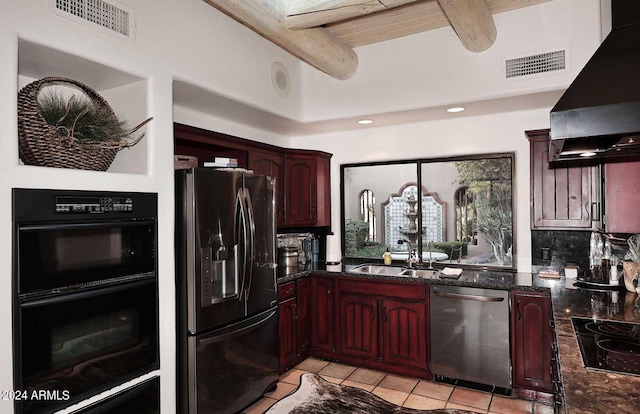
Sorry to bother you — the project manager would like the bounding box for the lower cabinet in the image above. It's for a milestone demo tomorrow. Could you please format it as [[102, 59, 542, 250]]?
[[297, 278, 312, 356], [278, 279, 311, 373], [338, 294, 378, 359], [279, 297, 298, 371], [335, 278, 429, 377], [311, 276, 335, 353], [511, 291, 554, 393], [383, 299, 427, 369], [280, 275, 430, 377]]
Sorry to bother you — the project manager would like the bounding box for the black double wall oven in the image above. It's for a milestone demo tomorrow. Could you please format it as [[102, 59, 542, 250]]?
[[12, 189, 159, 414]]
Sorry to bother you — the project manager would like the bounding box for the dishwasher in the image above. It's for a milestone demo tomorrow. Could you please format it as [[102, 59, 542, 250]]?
[[430, 285, 511, 389]]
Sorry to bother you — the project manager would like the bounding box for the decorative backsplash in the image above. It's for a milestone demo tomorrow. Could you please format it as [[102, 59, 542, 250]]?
[[531, 230, 591, 274], [531, 230, 633, 276]]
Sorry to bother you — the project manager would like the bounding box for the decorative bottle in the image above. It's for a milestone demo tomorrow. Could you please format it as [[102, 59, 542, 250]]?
[[383, 249, 392, 265]]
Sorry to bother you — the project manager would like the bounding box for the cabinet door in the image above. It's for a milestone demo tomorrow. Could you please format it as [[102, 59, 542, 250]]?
[[338, 294, 378, 359], [604, 160, 640, 233], [285, 156, 317, 226], [279, 299, 298, 371], [311, 277, 334, 352], [249, 149, 286, 227], [528, 130, 601, 230], [297, 278, 312, 356], [511, 291, 553, 392], [383, 299, 427, 369]]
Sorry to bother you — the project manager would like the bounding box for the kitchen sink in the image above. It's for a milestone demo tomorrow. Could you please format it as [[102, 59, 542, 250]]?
[[348, 264, 438, 278], [399, 268, 439, 278], [348, 264, 405, 276]]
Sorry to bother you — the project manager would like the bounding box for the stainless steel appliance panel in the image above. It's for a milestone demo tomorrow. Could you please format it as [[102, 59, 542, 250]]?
[[188, 308, 278, 414], [181, 169, 245, 333], [176, 169, 279, 414], [430, 285, 511, 389], [243, 173, 277, 316]]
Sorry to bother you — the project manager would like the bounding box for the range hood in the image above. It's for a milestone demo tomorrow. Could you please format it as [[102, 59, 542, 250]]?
[[549, 0, 640, 161]]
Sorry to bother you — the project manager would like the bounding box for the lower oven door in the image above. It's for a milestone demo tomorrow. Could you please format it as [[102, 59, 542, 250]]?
[[14, 278, 159, 414]]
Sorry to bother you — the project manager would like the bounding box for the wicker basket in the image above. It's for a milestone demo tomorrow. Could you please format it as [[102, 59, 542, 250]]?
[[18, 77, 148, 171]]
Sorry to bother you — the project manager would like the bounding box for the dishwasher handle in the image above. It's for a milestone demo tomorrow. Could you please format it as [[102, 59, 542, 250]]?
[[433, 291, 505, 302]]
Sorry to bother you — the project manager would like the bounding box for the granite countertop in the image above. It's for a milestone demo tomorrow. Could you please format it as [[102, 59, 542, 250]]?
[[548, 277, 640, 414], [276, 262, 640, 413], [277, 262, 546, 291]]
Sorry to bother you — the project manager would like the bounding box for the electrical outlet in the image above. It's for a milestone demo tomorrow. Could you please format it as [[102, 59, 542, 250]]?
[[541, 247, 551, 262]]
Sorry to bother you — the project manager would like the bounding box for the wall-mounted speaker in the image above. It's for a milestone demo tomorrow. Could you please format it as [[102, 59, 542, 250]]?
[[271, 62, 291, 98]]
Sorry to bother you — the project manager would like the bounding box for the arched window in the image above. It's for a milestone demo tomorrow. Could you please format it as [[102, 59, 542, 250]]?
[[359, 189, 376, 241], [455, 186, 476, 245]]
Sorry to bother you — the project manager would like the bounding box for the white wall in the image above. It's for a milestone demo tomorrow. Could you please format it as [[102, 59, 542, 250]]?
[[293, 108, 550, 273]]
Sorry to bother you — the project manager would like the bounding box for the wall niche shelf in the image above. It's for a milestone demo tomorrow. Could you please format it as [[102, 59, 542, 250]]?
[[17, 39, 150, 175]]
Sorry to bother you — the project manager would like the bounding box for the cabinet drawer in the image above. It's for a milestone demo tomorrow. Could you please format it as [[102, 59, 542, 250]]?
[[278, 282, 297, 301], [339, 278, 426, 300]]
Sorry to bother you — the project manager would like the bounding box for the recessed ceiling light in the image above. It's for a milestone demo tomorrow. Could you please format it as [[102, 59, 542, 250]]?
[[357, 119, 373, 125], [580, 152, 597, 157], [447, 107, 465, 113]]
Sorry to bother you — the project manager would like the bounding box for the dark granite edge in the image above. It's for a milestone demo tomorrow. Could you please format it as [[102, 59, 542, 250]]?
[[277, 267, 552, 292]]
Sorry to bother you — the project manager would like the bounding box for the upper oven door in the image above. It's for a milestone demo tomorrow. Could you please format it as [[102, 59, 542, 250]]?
[[16, 220, 156, 296]]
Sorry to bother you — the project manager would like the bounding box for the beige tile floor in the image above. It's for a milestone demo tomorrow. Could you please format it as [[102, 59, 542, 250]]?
[[244, 358, 555, 414]]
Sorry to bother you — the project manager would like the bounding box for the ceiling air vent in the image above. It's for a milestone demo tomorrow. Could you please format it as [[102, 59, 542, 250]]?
[[503, 49, 568, 80], [51, 0, 135, 41]]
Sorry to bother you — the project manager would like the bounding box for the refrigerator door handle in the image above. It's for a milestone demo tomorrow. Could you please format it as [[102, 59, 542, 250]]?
[[243, 188, 256, 301], [199, 309, 277, 345], [237, 188, 249, 302]]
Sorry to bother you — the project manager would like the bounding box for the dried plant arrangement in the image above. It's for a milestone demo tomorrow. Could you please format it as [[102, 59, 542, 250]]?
[[18, 77, 152, 171], [38, 91, 138, 146]]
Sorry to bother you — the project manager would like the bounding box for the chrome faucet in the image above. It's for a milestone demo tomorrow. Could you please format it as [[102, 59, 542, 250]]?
[[426, 240, 435, 270], [398, 239, 419, 268]]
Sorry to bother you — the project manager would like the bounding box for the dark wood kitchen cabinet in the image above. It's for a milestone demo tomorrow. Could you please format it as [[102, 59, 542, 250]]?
[[511, 290, 554, 393], [311, 276, 335, 353], [527, 129, 602, 230], [278, 282, 298, 372], [383, 299, 427, 369], [248, 149, 286, 227], [284, 151, 331, 228], [297, 278, 312, 356], [604, 159, 640, 233], [333, 278, 429, 377], [338, 294, 378, 359], [278, 279, 311, 372], [174, 123, 332, 229]]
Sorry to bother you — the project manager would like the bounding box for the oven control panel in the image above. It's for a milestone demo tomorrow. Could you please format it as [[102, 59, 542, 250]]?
[[55, 196, 134, 213]]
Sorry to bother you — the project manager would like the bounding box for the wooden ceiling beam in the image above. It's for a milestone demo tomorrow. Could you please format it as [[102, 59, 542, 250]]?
[[202, 0, 358, 80], [436, 0, 496, 52], [285, 0, 423, 30]]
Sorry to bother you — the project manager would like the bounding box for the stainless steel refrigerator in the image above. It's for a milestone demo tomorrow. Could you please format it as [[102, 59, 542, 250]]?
[[175, 168, 279, 414]]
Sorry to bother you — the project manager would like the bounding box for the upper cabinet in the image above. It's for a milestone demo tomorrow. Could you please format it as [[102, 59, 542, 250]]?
[[527, 129, 640, 233], [604, 160, 640, 233], [527, 130, 602, 230], [284, 151, 331, 228], [174, 123, 331, 229], [249, 149, 286, 227]]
